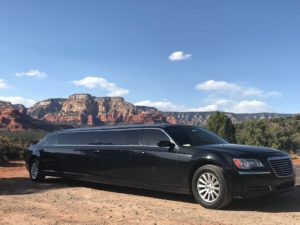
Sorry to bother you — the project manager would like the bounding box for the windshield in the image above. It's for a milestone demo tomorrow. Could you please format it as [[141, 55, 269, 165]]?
[[165, 126, 228, 147]]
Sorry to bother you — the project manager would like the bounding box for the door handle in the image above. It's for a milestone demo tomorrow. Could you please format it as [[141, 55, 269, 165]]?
[[94, 149, 102, 153]]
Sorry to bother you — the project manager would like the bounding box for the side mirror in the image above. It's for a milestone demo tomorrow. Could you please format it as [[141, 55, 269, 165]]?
[[157, 140, 175, 151]]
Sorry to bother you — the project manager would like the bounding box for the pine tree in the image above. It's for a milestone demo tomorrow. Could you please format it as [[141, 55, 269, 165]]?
[[206, 111, 236, 143]]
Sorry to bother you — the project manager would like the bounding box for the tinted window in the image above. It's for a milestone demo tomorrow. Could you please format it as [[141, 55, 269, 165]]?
[[142, 129, 170, 146], [58, 132, 98, 145], [43, 134, 57, 146], [123, 130, 141, 145], [96, 131, 123, 145], [166, 126, 227, 147], [54, 130, 142, 146]]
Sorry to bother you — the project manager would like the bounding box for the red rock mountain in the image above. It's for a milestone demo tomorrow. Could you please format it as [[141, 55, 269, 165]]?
[[0, 100, 71, 131], [28, 94, 172, 126]]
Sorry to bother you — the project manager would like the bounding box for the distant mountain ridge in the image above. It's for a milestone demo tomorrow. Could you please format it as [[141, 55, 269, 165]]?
[[0, 93, 297, 130], [163, 111, 294, 127]]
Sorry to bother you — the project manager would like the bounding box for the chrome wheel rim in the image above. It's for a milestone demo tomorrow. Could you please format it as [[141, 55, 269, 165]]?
[[197, 172, 220, 203], [31, 162, 39, 179]]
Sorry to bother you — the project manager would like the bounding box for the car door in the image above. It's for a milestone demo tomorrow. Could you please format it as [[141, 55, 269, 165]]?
[[134, 129, 184, 187], [90, 130, 141, 182], [56, 132, 96, 176], [40, 133, 63, 172]]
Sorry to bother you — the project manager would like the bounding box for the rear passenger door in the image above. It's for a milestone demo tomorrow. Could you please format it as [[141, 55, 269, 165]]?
[[134, 129, 183, 187], [90, 130, 142, 182], [57, 132, 98, 176], [40, 134, 62, 172]]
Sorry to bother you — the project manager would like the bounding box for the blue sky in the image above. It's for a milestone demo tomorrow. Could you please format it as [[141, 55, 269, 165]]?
[[0, 0, 299, 113]]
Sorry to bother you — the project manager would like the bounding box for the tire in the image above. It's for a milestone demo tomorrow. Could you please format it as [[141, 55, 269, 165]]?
[[192, 165, 232, 209], [29, 158, 45, 182]]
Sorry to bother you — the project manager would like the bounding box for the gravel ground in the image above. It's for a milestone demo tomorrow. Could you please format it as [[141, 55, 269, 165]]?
[[0, 161, 299, 225]]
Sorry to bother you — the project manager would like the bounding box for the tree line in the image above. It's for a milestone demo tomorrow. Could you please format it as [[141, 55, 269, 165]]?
[[206, 111, 300, 157]]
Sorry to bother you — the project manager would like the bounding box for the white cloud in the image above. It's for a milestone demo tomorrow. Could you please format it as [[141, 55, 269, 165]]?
[[72, 76, 129, 96], [168, 51, 192, 61], [189, 99, 233, 112], [15, 69, 47, 78], [196, 80, 238, 92], [0, 79, 8, 89], [135, 98, 272, 113], [196, 80, 281, 98], [191, 99, 271, 113], [0, 96, 35, 107], [134, 100, 188, 111], [230, 100, 271, 113], [190, 104, 219, 112]]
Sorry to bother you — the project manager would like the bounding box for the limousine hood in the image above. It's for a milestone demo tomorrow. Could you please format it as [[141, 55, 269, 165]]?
[[195, 144, 284, 157]]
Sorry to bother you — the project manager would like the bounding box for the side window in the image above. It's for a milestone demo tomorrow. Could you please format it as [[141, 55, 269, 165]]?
[[43, 134, 58, 146], [58, 132, 98, 145], [123, 130, 141, 145], [141, 129, 170, 147], [96, 131, 124, 145]]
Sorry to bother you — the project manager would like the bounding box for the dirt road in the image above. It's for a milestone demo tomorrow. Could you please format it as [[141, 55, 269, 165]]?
[[0, 162, 299, 225]]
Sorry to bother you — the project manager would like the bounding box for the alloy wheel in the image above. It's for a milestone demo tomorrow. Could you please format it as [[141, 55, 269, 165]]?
[[197, 172, 220, 203]]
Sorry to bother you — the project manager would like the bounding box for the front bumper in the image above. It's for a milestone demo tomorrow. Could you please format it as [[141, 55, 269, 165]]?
[[231, 171, 296, 198]]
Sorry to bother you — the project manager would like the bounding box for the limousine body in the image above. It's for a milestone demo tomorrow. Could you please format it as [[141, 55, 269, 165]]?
[[25, 124, 296, 209]]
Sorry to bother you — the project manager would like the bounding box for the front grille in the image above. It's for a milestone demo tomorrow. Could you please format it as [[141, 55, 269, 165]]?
[[268, 157, 294, 177]]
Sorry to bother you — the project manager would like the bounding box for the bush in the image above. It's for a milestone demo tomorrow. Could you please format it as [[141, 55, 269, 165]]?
[[236, 116, 300, 152], [0, 130, 47, 162]]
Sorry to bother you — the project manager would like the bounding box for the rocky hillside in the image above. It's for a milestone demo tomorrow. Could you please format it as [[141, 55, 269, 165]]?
[[0, 100, 71, 131], [28, 94, 170, 126]]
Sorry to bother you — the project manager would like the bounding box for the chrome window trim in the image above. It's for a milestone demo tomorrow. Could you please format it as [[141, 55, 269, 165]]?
[[42, 127, 179, 150]]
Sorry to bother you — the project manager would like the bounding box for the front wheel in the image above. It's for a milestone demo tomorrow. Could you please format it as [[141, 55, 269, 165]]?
[[29, 158, 45, 182], [192, 165, 232, 209]]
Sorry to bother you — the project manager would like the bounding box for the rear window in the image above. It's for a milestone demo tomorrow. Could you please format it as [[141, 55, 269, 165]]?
[[96, 130, 141, 145], [96, 131, 123, 145], [58, 132, 98, 145], [123, 130, 141, 145]]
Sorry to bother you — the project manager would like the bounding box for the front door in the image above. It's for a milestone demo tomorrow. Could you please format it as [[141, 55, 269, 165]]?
[[133, 129, 184, 187]]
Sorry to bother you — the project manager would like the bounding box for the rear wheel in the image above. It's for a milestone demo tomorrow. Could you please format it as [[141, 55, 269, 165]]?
[[29, 158, 45, 182], [192, 165, 232, 209]]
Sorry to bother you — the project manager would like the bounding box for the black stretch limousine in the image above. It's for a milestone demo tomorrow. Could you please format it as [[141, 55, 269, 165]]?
[[25, 124, 296, 209]]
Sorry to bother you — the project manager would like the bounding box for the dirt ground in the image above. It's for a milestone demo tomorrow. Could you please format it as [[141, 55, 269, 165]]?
[[0, 161, 299, 225]]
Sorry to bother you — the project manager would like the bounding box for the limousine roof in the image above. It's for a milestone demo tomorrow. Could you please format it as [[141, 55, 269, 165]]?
[[60, 123, 193, 133]]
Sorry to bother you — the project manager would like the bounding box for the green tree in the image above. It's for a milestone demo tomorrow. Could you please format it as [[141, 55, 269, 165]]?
[[206, 111, 236, 143]]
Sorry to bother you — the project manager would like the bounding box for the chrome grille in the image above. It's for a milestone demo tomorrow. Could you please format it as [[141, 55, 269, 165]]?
[[268, 157, 294, 177]]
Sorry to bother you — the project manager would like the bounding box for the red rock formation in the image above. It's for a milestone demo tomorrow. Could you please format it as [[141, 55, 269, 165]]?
[[28, 94, 169, 127], [0, 100, 72, 131]]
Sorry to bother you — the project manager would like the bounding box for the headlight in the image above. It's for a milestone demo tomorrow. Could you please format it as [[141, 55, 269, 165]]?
[[233, 158, 264, 169]]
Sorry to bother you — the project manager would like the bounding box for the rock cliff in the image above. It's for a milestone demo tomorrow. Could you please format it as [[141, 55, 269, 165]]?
[[28, 94, 168, 126]]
